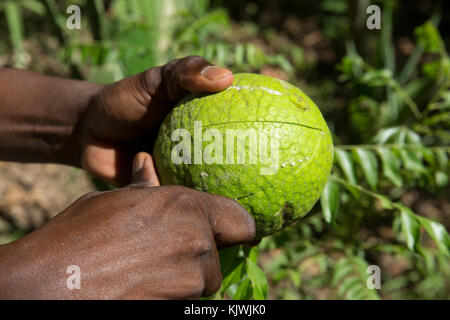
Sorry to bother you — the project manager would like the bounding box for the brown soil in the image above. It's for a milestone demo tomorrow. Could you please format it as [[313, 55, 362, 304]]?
[[0, 162, 95, 244]]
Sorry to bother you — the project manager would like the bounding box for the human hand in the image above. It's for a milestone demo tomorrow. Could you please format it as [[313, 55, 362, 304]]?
[[80, 56, 233, 185], [0, 152, 255, 299]]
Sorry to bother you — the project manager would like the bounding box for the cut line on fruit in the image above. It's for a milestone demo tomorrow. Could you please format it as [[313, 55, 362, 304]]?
[[197, 120, 324, 132], [153, 73, 334, 237]]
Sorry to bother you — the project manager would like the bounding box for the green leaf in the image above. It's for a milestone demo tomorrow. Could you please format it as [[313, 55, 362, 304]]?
[[246, 260, 268, 300], [87, 62, 124, 84], [177, 9, 230, 45], [422, 59, 450, 79], [21, 0, 46, 15], [272, 269, 288, 284], [435, 171, 448, 187], [337, 276, 360, 297], [374, 194, 394, 210], [4, 1, 27, 68], [347, 285, 366, 300], [414, 21, 444, 54], [374, 127, 400, 144], [288, 270, 301, 288], [435, 149, 448, 169], [235, 43, 244, 67], [215, 42, 227, 66], [399, 149, 428, 176], [219, 246, 240, 272], [353, 149, 379, 189], [335, 149, 357, 184], [398, 44, 424, 84], [243, 246, 259, 264], [268, 55, 294, 74], [320, 180, 340, 223], [332, 262, 354, 285], [345, 282, 366, 300], [333, 257, 380, 300], [381, 2, 395, 72], [246, 43, 265, 69], [233, 278, 252, 300], [394, 127, 407, 144], [420, 147, 436, 166], [378, 148, 403, 187], [418, 218, 450, 255], [360, 69, 394, 87], [400, 208, 421, 252], [221, 257, 246, 293], [220, 246, 244, 294]]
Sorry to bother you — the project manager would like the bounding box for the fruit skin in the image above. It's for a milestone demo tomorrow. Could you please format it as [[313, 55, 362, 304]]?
[[153, 73, 334, 238]]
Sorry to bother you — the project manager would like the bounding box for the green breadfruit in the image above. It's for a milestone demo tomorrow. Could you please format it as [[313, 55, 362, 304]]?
[[153, 73, 334, 238]]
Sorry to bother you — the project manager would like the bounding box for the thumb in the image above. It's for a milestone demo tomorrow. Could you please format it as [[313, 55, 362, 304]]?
[[129, 152, 160, 187], [149, 56, 234, 103], [201, 194, 256, 247]]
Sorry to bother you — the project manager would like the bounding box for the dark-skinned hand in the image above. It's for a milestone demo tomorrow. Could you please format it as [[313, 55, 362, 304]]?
[[0, 152, 255, 299], [80, 56, 233, 186]]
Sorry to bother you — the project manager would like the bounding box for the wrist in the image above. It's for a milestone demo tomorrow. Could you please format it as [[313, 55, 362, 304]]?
[[54, 83, 105, 168], [0, 235, 57, 299], [0, 241, 32, 299], [0, 69, 105, 166]]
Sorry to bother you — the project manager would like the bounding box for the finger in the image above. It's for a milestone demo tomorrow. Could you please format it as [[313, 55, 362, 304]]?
[[202, 194, 256, 247], [146, 56, 234, 102], [81, 139, 133, 187], [130, 152, 160, 187]]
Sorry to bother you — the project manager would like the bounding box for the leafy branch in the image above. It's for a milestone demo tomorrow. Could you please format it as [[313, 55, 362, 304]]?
[[326, 175, 450, 256]]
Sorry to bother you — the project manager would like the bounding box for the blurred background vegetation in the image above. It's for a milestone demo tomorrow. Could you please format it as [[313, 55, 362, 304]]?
[[0, 0, 449, 300]]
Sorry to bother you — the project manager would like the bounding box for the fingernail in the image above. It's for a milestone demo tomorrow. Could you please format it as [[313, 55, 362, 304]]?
[[201, 66, 232, 80]]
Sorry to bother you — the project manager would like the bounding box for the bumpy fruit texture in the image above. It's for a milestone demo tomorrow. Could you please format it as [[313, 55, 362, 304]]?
[[153, 73, 334, 238]]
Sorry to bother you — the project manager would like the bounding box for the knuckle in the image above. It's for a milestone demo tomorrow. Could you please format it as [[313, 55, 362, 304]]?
[[222, 195, 243, 208], [182, 232, 212, 256], [161, 55, 212, 100], [192, 237, 212, 256], [167, 186, 203, 211], [175, 55, 211, 76], [181, 55, 207, 65], [169, 187, 195, 206], [215, 194, 246, 216], [143, 66, 163, 93]]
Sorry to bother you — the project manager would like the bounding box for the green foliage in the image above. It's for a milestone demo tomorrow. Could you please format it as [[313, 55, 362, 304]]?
[[44, 0, 295, 83], [312, 14, 450, 299], [217, 246, 268, 300], [332, 256, 380, 300], [0, 0, 43, 67], [254, 11, 449, 300]]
